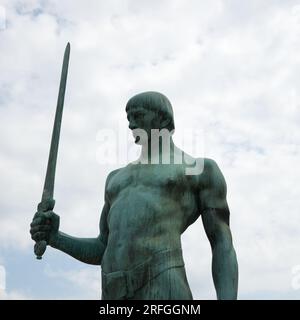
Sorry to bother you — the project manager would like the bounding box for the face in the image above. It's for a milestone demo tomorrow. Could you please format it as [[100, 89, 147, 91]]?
[[127, 107, 161, 144]]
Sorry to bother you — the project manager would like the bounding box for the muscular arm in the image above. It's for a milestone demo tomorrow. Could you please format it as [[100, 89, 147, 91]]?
[[200, 159, 238, 300], [48, 172, 113, 265], [50, 201, 109, 265]]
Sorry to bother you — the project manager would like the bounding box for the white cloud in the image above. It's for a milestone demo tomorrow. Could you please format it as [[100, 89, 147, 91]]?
[[0, 289, 30, 300], [0, 263, 30, 300], [44, 265, 100, 299]]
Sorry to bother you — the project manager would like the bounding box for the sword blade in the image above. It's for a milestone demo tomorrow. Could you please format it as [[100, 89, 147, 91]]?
[[34, 43, 70, 259], [41, 42, 70, 204]]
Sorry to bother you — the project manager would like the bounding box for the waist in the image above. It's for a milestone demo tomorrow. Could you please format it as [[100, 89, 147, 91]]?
[[103, 237, 182, 270], [101, 247, 185, 299]]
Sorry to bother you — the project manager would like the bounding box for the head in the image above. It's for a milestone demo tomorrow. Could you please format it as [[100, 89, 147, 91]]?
[[125, 91, 175, 144]]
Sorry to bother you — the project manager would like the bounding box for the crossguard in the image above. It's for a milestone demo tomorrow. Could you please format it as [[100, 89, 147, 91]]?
[[34, 199, 55, 260]]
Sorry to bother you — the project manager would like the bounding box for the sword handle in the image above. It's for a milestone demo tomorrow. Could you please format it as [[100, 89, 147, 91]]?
[[34, 199, 55, 260], [34, 240, 47, 260]]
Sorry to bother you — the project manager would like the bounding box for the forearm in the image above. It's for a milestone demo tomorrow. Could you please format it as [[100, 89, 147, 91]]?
[[50, 231, 106, 265], [212, 242, 238, 300]]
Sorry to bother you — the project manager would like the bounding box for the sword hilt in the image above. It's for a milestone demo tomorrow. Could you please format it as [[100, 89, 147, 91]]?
[[34, 199, 55, 260], [34, 240, 47, 260]]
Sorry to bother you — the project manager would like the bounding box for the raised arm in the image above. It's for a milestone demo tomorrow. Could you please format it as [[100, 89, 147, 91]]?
[[30, 173, 112, 265], [199, 159, 238, 300]]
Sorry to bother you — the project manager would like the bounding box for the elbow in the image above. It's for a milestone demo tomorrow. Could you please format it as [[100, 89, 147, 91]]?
[[80, 237, 106, 266], [210, 229, 234, 254], [84, 251, 103, 266], [212, 241, 234, 257], [89, 257, 102, 266]]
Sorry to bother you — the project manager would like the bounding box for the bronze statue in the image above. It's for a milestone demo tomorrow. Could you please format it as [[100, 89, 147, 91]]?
[[30, 45, 238, 300]]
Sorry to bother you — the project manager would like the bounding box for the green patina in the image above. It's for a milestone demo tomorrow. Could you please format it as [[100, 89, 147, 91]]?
[[30, 48, 238, 300]]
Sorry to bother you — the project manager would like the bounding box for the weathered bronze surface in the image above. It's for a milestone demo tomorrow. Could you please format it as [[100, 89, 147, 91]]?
[[30, 63, 238, 300], [34, 43, 70, 259]]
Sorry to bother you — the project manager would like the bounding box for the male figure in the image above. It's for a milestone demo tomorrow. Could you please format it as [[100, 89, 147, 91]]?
[[30, 91, 238, 300]]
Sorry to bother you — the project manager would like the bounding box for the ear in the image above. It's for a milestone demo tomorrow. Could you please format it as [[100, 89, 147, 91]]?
[[160, 118, 170, 128], [159, 112, 170, 128]]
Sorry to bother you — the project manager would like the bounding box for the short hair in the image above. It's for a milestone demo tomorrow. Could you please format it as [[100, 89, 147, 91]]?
[[125, 91, 175, 132]]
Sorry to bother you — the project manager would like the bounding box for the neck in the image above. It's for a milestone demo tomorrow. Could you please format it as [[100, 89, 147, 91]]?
[[139, 136, 176, 164]]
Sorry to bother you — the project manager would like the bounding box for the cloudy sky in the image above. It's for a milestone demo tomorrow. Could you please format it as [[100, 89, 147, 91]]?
[[1, 0, 300, 299]]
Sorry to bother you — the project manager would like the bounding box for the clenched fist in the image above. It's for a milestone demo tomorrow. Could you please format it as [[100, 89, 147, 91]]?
[[30, 211, 60, 247]]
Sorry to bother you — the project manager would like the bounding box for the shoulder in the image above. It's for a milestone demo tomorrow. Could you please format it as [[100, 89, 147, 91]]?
[[105, 167, 124, 187], [203, 157, 220, 172], [192, 157, 224, 184], [202, 158, 226, 187], [103, 167, 125, 203], [198, 158, 228, 210]]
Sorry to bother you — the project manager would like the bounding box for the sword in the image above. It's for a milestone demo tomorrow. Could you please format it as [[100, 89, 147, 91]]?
[[34, 43, 70, 260]]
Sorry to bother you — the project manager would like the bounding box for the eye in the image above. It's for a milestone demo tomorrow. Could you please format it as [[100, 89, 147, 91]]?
[[135, 112, 143, 118]]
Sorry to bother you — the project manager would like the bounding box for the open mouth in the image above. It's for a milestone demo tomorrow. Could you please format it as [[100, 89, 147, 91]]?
[[132, 129, 141, 143]]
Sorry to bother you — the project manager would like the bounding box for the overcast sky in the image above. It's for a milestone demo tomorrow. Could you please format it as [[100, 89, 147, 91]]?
[[1, 0, 300, 299]]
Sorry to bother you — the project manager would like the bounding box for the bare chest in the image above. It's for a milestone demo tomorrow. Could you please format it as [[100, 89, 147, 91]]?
[[106, 164, 198, 202]]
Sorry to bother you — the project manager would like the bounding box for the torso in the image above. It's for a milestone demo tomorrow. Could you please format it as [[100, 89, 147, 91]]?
[[101, 155, 204, 273]]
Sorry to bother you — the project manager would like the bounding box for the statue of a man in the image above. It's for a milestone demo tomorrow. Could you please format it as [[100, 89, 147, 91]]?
[[30, 91, 238, 300]]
